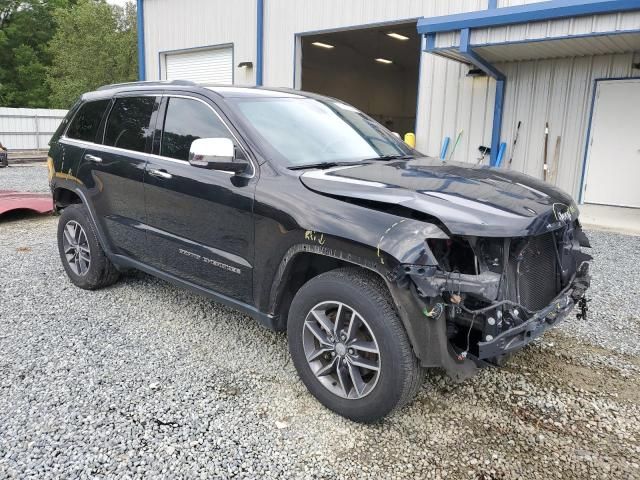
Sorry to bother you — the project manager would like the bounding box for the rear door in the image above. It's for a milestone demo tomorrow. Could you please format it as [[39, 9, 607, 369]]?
[[76, 93, 160, 260], [57, 100, 110, 177], [143, 94, 256, 303]]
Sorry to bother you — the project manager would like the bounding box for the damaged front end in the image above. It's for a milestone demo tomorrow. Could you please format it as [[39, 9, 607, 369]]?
[[389, 219, 592, 380]]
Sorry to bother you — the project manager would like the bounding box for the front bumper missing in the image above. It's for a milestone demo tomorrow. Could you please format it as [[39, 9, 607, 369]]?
[[476, 264, 590, 360], [476, 290, 574, 359]]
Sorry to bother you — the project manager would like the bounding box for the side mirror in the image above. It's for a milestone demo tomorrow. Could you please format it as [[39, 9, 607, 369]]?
[[188, 138, 248, 174]]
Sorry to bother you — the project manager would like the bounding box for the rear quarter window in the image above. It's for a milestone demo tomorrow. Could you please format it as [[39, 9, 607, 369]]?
[[66, 100, 110, 143]]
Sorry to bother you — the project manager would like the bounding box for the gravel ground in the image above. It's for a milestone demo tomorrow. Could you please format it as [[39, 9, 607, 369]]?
[[0, 163, 50, 193], [1, 165, 639, 479]]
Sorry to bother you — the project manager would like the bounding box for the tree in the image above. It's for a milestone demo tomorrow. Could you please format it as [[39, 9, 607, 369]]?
[[47, 0, 137, 108], [0, 1, 68, 107]]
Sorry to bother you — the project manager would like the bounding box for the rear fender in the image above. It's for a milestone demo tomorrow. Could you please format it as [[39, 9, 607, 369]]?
[[51, 179, 115, 259]]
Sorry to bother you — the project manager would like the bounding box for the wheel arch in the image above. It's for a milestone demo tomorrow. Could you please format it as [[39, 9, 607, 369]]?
[[53, 186, 82, 211], [51, 182, 114, 259], [268, 243, 395, 331]]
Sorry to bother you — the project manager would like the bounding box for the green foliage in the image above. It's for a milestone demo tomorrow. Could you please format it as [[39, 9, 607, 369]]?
[[47, 0, 137, 108], [0, 0, 137, 108], [0, 0, 64, 107]]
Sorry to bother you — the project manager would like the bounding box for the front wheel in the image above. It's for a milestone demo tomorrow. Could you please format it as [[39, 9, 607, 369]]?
[[287, 267, 423, 422]]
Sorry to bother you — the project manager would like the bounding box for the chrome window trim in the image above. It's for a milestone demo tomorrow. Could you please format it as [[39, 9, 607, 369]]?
[[60, 136, 225, 170], [60, 92, 257, 178], [159, 93, 256, 178]]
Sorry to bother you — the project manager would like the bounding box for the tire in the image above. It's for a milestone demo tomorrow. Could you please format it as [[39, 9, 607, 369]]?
[[57, 204, 119, 290], [287, 267, 423, 422]]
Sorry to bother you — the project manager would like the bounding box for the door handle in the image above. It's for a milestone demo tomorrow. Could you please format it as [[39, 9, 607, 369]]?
[[84, 154, 102, 163], [149, 169, 172, 180]]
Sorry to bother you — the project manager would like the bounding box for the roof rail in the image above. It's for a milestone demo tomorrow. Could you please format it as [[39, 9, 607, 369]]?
[[96, 80, 197, 91]]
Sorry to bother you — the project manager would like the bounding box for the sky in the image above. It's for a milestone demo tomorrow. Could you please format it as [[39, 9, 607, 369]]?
[[106, 0, 131, 7]]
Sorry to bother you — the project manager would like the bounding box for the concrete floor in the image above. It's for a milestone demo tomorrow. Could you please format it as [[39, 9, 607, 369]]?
[[579, 203, 640, 236]]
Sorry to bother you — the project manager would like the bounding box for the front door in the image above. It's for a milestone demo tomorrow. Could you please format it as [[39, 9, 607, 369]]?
[[583, 79, 640, 208], [143, 95, 256, 304]]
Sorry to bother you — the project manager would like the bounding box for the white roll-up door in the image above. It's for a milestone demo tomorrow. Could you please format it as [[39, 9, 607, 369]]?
[[164, 47, 233, 84]]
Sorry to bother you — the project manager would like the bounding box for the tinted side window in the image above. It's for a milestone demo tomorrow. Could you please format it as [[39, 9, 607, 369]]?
[[161, 97, 233, 161], [104, 96, 156, 152], [66, 100, 110, 142]]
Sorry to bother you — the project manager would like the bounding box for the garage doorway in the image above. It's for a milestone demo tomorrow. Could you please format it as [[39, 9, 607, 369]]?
[[297, 22, 421, 138], [583, 79, 640, 208]]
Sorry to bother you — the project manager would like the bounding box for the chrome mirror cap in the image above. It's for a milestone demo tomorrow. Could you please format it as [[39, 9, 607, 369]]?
[[188, 137, 234, 168]]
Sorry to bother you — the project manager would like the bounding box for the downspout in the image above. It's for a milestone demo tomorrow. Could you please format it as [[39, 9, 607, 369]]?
[[458, 28, 505, 166], [256, 0, 264, 86], [137, 0, 146, 81]]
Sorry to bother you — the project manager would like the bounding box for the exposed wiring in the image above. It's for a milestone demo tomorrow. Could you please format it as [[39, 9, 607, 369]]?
[[457, 312, 476, 360]]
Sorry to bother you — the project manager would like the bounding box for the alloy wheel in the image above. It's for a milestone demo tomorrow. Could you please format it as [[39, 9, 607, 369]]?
[[62, 220, 91, 276], [302, 301, 381, 399]]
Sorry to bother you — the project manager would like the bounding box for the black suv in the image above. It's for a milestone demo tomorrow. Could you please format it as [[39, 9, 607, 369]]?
[[49, 81, 591, 422]]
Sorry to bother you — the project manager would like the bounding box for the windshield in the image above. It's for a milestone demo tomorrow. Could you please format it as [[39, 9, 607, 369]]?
[[231, 97, 415, 166]]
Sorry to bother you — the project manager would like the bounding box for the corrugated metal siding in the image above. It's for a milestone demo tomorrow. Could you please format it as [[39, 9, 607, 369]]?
[[417, 52, 639, 198], [472, 11, 640, 46], [416, 54, 493, 164], [143, 0, 256, 85], [165, 47, 233, 84], [432, 11, 640, 49], [0, 108, 67, 150], [498, 0, 551, 7], [475, 33, 640, 62], [263, 0, 488, 88]]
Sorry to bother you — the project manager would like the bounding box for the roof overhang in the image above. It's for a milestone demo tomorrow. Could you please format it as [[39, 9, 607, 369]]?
[[419, 0, 640, 64], [418, 0, 640, 35]]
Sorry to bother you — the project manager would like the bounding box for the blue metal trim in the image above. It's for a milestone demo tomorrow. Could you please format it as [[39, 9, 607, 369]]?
[[457, 28, 506, 165], [292, 35, 297, 88], [488, 0, 498, 9], [137, 0, 145, 80], [425, 33, 436, 51], [414, 35, 425, 136], [418, 0, 640, 34], [459, 28, 505, 80], [256, 0, 264, 86], [578, 76, 640, 203]]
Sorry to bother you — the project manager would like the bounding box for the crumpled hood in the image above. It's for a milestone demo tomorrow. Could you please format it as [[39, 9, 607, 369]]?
[[299, 157, 579, 237]]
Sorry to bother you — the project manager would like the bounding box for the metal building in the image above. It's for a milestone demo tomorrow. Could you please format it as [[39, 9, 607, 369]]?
[[137, 0, 640, 215]]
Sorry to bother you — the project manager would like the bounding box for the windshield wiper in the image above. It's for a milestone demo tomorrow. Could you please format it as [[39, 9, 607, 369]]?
[[371, 154, 414, 161], [288, 161, 363, 171]]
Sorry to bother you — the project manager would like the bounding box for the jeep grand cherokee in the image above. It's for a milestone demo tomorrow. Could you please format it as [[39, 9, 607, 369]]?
[[48, 81, 591, 422]]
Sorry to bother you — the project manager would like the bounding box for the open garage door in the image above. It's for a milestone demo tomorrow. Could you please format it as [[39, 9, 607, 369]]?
[[164, 46, 233, 84], [299, 23, 420, 139]]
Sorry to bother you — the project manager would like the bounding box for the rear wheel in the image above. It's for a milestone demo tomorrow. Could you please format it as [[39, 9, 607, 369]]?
[[57, 204, 119, 290], [287, 267, 423, 422]]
